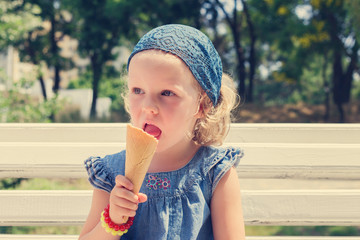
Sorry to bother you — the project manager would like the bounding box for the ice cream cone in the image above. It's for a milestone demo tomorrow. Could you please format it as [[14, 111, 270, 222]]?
[[125, 124, 158, 194]]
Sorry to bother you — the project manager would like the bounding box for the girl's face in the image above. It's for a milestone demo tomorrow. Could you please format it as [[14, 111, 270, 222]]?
[[127, 50, 201, 154]]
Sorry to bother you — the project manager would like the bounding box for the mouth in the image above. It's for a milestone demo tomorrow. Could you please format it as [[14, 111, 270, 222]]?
[[143, 123, 162, 140]]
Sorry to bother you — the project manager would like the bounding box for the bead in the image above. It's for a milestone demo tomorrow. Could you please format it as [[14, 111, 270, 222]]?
[[124, 223, 130, 229], [108, 221, 115, 228], [100, 204, 134, 236]]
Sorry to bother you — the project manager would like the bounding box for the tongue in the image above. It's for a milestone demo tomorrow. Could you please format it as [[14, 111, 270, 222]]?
[[144, 124, 162, 138]]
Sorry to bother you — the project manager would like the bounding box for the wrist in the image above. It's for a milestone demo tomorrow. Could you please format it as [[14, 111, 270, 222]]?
[[100, 204, 134, 236]]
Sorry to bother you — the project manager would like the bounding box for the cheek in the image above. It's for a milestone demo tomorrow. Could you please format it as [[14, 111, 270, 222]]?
[[163, 101, 197, 124], [128, 98, 141, 117]]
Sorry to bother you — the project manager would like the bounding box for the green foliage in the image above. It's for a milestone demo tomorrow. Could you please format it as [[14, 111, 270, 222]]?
[[275, 226, 360, 236], [0, 0, 41, 49], [352, 77, 360, 99], [100, 74, 127, 117], [345, 0, 360, 40], [0, 178, 23, 189], [6, 178, 91, 190], [0, 75, 63, 123], [68, 66, 128, 120], [0, 226, 82, 235], [245, 226, 281, 236], [67, 70, 92, 89], [245, 225, 360, 236]]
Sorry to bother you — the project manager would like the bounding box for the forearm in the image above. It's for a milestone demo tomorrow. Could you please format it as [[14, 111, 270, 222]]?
[[78, 221, 120, 240]]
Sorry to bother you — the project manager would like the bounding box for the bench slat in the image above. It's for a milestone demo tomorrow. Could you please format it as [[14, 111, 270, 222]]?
[[1, 164, 360, 180], [0, 236, 359, 240], [227, 124, 360, 144], [0, 235, 78, 239], [0, 236, 358, 240], [243, 190, 360, 226], [1, 123, 359, 179], [1, 123, 360, 144], [0, 190, 91, 226], [2, 142, 360, 164], [1, 190, 359, 226], [1, 142, 360, 179], [247, 238, 360, 240]]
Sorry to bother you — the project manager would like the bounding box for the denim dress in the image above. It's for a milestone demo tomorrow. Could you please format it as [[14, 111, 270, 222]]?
[[84, 146, 243, 240]]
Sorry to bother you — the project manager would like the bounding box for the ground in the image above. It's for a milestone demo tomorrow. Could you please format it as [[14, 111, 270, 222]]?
[[235, 101, 360, 123]]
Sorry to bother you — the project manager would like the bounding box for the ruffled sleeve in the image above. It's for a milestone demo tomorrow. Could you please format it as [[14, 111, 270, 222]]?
[[204, 147, 244, 194], [84, 155, 117, 193]]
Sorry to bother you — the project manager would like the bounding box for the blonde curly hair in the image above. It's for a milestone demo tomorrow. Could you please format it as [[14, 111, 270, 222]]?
[[191, 73, 239, 146]]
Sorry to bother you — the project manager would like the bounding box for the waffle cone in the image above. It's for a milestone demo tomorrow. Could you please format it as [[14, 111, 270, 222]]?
[[125, 124, 158, 194]]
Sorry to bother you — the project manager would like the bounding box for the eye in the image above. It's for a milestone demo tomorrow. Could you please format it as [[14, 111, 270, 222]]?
[[161, 90, 175, 97], [133, 88, 143, 94]]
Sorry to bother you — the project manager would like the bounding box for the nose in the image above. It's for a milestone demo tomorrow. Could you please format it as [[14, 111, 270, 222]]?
[[142, 98, 159, 115]]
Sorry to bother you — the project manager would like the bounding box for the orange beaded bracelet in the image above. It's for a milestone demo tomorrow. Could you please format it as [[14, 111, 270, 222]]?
[[100, 204, 134, 236]]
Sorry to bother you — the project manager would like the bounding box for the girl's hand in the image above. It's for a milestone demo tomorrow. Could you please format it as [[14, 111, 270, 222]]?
[[109, 175, 148, 224]]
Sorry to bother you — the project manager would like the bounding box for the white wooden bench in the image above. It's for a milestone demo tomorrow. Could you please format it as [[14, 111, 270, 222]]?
[[0, 123, 359, 240]]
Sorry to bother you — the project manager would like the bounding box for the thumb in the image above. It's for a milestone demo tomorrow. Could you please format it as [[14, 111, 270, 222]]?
[[137, 193, 148, 203]]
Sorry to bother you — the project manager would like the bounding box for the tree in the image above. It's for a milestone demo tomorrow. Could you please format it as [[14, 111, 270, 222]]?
[[67, 0, 139, 120], [68, 0, 204, 120], [208, 0, 257, 102], [304, 0, 359, 122], [13, 0, 74, 101], [245, 0, 359, 122]]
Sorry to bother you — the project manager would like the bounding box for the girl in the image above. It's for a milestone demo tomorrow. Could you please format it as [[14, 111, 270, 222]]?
[[79, 24, 245, 240]]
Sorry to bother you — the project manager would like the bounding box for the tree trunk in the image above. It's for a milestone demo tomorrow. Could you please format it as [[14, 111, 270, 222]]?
[[50, 4, 61, 94], [331, 41, 358, 123], [336, 103, 345, 123], [232, 1, 246, 102], [25, 32, 48, 101], [241, 0, 256, 103], [90, 53, 102, 121], [327, 10, 356, 123], [234, 33, 247, 102], [215, 0, 246, 102], [332, 50, 345, 123], [322, 55, 330, 122], [53, 65, 61, 94], [39, 75, 47, 101]]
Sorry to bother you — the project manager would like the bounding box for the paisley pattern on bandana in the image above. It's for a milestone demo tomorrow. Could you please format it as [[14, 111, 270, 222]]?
[[127, 24, 222, 106]]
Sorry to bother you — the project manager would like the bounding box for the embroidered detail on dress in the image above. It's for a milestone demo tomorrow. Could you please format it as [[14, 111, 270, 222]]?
[[146, 175, 171, 190]]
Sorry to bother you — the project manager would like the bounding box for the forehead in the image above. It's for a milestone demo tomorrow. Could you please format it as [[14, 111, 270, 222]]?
[[128, 50, 200, 88], [129, 50, 185, 70]]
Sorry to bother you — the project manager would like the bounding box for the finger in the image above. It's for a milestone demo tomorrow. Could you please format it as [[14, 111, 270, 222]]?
[[111, 187, 139, 203], [109, 204, 137, 222], [112, 197, 139, 211], [115, 175, 133, 190], [137, 193, 148, 203]]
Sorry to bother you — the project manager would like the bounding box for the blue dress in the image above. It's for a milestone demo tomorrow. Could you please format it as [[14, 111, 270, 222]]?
[[84, 146, 243, 240]]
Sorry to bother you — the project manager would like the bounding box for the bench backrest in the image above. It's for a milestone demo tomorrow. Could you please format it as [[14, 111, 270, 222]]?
[[1, 123, 360, 239]]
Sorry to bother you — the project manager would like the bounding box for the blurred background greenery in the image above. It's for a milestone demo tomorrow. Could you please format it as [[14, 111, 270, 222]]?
[[1, 0, 360, 237], [1, 0, 360, 124]]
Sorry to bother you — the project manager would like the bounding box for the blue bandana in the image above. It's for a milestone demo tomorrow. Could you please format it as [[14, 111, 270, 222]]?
[[127, 24, 222, 106]]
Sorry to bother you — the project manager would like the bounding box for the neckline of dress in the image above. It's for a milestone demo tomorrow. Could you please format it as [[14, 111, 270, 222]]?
[[146, 146, 206, 175]]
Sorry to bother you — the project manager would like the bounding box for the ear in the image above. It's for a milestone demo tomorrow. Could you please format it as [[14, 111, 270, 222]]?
[[194, 94, 211, 118]]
